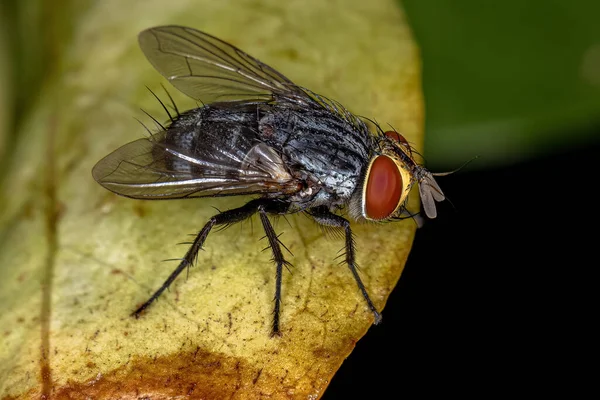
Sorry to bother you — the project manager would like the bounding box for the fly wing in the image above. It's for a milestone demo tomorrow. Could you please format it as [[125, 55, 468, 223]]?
[[138, 25, 312, 105], [92, 130, 300, 200]]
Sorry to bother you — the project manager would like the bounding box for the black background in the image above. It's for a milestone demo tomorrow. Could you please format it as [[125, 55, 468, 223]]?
[[324, 135, 597, 397]]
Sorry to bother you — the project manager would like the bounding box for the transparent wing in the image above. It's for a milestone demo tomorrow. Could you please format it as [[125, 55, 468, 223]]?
[[92, 130, 301, 200], [138, 25, 311, 104]]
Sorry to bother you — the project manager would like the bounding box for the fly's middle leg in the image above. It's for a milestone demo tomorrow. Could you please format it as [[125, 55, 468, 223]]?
[[132, 199, 265, 318]]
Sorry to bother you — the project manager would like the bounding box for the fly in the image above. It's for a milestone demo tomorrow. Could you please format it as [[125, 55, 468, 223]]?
[[92, 25, 445, 336]]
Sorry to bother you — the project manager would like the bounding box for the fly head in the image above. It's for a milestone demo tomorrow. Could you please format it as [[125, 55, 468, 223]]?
[[350, 131, 445, 221]]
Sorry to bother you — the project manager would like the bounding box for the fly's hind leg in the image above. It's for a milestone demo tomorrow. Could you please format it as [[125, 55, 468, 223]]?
[[131, 199, 265, 318], [308, 206, 382, 325]]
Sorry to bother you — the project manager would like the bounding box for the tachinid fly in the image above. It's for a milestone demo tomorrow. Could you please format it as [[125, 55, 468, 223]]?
[[93, 26, 445, 336]]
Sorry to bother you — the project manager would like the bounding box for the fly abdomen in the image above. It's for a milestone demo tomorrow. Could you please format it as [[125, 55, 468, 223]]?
[[160, 105, 261, 175]]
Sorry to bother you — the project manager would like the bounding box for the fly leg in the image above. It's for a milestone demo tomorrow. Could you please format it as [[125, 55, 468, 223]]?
[[308, 206, 382, 324], [132, 199, 265, 318], [257, 201, 292, 336]]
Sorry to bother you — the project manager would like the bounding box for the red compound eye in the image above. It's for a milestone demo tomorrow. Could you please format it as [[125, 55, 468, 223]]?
[[365, 155, 403, 220]]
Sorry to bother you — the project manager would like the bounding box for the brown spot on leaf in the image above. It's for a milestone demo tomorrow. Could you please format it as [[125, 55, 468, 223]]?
[[132, 202, 147, 218]]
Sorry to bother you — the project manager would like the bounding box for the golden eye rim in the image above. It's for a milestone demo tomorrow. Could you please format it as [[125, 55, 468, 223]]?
[[361, 153, 414, 221]]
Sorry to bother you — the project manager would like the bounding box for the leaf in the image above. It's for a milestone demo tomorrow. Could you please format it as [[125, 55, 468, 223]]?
[[0, 0, 423, 398]]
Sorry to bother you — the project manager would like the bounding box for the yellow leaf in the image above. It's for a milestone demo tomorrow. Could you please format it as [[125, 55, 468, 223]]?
[[0, 0, 423, 398]]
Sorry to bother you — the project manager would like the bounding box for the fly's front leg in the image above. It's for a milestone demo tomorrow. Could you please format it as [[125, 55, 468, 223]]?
[[132, 199, 264, 318], [308, 206, 382, 325], [257, 200, 292, 336]]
